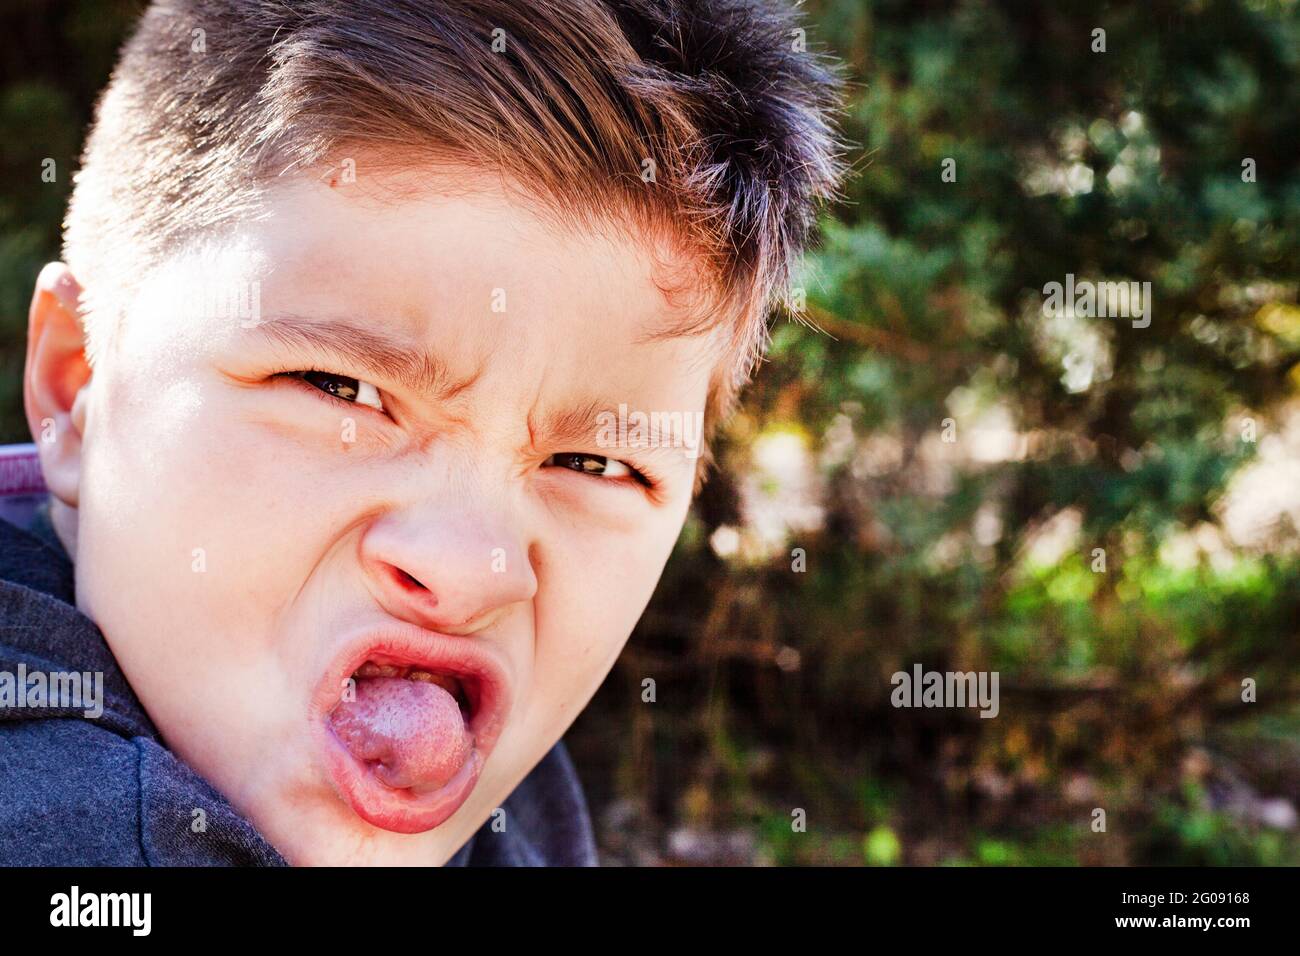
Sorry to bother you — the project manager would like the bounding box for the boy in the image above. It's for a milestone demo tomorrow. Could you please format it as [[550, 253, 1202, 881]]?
[[0, 0, 842, 865]]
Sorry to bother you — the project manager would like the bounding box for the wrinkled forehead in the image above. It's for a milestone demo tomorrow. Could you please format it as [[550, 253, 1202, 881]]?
[[131, 162, 726, 336], [117, 167, 729, 412]]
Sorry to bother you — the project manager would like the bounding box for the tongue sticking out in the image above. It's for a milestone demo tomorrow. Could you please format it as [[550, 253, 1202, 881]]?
[[329, 676, 473, 793]]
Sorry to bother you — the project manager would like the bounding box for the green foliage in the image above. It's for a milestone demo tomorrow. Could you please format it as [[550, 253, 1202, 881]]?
[[577, 0, 1300, 865]]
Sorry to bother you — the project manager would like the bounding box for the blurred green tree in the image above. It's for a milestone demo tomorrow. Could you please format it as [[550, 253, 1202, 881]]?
[[571, 0, 1300, 866]]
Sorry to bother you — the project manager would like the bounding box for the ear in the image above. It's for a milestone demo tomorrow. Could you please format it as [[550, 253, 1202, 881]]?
[[24, 262, 92, 509]]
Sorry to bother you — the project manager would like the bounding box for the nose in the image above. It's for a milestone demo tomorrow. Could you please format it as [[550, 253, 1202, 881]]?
[[360, 499, 537, 634]]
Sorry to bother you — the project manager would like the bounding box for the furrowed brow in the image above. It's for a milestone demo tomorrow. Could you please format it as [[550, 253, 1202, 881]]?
[[535, 400, 692, 454], [536, 401, 610, 450], [249, 313, 474, 399]]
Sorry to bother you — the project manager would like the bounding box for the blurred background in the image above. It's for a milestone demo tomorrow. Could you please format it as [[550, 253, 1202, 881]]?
[[2, 0, 1297, 865]]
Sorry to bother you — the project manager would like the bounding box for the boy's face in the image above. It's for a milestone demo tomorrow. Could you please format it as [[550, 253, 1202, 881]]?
[[35, 168, 717, 864]]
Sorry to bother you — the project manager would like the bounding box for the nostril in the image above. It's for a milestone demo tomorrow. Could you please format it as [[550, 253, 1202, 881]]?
[[392, 566, 430, 594]]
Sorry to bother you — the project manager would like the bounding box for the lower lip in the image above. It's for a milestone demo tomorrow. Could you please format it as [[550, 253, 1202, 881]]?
[[318, 723, 485, 834]]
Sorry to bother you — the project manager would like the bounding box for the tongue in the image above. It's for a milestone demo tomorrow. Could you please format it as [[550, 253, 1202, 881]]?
[[329, 676, 473, 793]]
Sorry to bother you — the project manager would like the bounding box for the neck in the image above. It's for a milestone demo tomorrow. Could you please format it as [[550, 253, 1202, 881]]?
[[50, 497, 78, 562]]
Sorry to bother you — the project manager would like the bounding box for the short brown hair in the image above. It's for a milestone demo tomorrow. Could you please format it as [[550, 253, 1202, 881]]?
[[64, 0, 845, 422]]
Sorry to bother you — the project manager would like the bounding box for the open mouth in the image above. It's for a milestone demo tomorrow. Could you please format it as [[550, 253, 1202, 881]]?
[[314, 634, 510, 834]]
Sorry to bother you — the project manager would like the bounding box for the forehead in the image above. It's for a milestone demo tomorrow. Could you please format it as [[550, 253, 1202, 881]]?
[[124, 167, 726, 414], [262, 172, 679, 331]]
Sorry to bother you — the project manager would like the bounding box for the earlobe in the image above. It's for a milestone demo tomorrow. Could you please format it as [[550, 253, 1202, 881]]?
[[24, 262, 93, 510]]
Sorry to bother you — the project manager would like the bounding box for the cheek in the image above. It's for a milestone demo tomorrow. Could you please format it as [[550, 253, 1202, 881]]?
[[70, 373, 320, 782], [527, 503, 687, 720], [74, 370, 331, 687]]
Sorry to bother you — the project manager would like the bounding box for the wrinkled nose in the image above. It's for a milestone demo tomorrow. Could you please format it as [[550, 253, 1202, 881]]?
[[360, 504, 536, 634]]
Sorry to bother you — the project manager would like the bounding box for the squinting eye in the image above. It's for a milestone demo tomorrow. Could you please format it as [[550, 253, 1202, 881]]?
[[287, 370, 384, 412], [545, 452, 638, 482]]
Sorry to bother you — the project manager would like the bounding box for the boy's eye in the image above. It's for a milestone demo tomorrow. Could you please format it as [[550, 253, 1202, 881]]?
[[545, 452, 639, 482], [285, 370, 385, 412]]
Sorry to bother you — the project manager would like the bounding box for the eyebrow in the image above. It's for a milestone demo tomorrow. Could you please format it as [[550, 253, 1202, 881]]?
[[536, 400, 695, 457], [247, 313, 478, 400]]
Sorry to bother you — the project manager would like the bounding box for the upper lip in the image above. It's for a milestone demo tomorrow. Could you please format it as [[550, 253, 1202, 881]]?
[[311, 623, 513, 758]]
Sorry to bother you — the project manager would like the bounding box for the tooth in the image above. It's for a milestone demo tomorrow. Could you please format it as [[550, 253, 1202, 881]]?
[[408, 670, 461, 696], [356, 662, 401, 678]]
